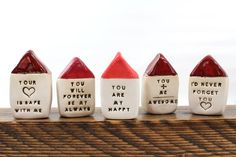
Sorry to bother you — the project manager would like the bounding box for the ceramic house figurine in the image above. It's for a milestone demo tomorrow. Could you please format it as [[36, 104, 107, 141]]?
[[57, 57, 95, 117], [101, 52, 139, 119], [189, 55, 228, 115], [10, 50, 52, 119], [142, 53, 179, 114]]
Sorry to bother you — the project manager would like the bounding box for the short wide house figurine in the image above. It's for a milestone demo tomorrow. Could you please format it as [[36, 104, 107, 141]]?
[[142, 53, 179, 114], [101, 52, 139, 119], [10, 50, 52, 119], [189, 55, 229, 115], [57, 57, 95, 117]]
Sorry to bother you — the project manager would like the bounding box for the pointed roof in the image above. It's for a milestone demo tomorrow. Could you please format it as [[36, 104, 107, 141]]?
[[59, 57, 94, 79], [12, 50, 50, 74], [145, 53, 177, 76], [190, 55, 227, 77], [101, 52, 138, 78]]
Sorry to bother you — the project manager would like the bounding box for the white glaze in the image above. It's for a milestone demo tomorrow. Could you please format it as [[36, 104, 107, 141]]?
[[142, 75, 179, 114], [189, 77, 228, 115], [57, 78, 95, 117], [10, 74, 52, 119], [101, 79, 139, 119]]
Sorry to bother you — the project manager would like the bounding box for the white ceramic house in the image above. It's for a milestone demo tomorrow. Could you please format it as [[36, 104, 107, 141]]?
[[10, 50, 52, 119], [142, 53, 179, 114], [57, 57, 95, 117], [101, 52, 139, 119], [189, 55, 228, 115]]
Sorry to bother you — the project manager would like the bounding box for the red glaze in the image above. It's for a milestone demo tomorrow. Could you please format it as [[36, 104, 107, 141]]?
[[59, 57, 94, 79], [102, 52, 139, 78], [190, 55, 227, 77], [145, 53, 177, 76], [12, 50, 50, 74]]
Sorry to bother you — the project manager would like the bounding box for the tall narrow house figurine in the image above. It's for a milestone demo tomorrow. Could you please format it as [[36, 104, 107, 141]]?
[[189, 55, 228, 115], [142, 53, 179, 114], [10, 50, 52, 119], [101, 52, 139, 119], [57, 57, 95, 117]]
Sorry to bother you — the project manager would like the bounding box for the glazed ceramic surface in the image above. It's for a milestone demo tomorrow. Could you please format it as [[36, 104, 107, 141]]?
[[57, 57, 95, 117], [189, 77, 228, 115], [101, 79, 139, 119], [10, 74, 52, 119], [142, 53, 178, 114], [10, 50, 52, 119], [142, 75, 179, 114], [57, 78, 95, 117], [189, 55, 228, 115], [101, 52, 139, 119]]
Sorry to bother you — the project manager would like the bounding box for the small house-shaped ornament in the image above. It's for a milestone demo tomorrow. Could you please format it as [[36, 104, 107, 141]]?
[[57, 57, 95, 117], [101, 52, 139, 119], [189, 55, 228, 115], [10, 50, 52, 119], [142, 53, 179, 114]]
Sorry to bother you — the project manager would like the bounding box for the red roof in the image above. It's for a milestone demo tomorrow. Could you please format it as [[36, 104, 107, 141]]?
[[102, 52, 138, 78], [59, 57, 94, 79], [145, 53, 177, 76], [12, 50, 50, 74], [190, 55, 227, 77]]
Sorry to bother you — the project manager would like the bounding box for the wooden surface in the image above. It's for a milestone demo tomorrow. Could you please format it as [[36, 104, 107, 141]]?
[[1, 106, 236, 156]]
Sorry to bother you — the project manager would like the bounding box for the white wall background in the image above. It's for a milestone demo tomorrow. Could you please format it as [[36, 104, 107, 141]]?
[[0, 0, 236, 107]]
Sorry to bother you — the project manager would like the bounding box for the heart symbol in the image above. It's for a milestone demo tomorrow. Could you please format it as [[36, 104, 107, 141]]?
[[200, 102, 212, 110], [22, 87, 36, 98]]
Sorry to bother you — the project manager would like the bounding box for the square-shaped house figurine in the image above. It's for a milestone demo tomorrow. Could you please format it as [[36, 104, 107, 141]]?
[[10, 50, 52, 119], [142, 53, 179, 114], [101, 52, 139, 119], [57, 57, 95, 117], [189, 55, 228, 115]]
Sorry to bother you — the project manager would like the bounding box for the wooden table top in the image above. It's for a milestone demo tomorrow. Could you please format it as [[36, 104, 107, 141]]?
[[1, 106, 236, 156], [0, 106, 236, 122]]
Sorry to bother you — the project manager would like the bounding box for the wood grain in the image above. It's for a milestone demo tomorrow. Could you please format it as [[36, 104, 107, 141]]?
[[0, 106, 236, 156]]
